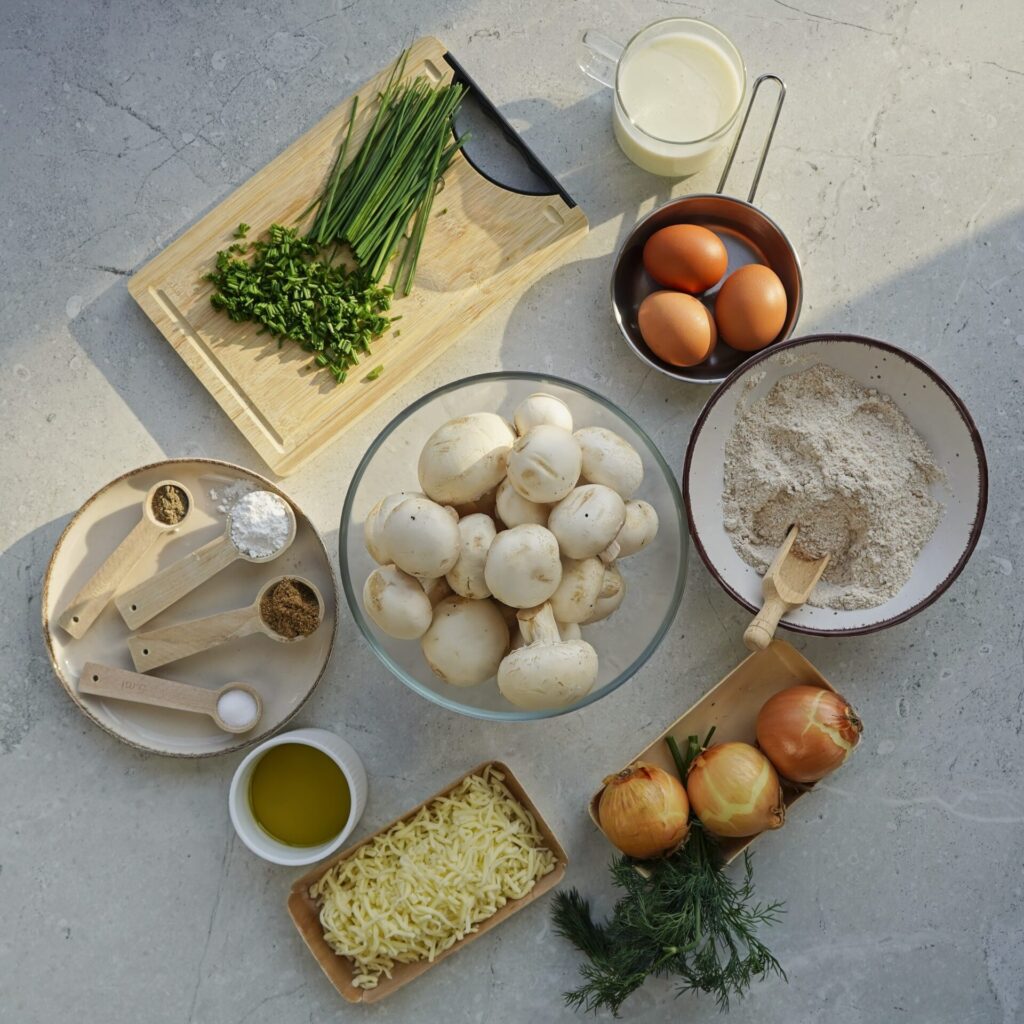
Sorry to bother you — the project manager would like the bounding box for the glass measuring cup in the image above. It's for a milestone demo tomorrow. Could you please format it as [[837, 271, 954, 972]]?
[[579, 18, 746, 178]]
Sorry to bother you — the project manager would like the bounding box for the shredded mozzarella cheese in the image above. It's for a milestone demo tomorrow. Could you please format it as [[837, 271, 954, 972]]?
[[309, 767, 555, 988]]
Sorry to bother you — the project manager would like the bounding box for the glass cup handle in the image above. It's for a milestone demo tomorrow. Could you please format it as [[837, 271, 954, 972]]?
[[578, 30, 624, 89]]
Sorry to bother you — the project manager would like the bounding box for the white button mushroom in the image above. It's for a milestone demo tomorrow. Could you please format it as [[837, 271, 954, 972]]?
[[381, 496, 460, 579], [616, 499, 659, 557], [494, 600, 521, 638], [497, 604, 599, 710], [548, 484, 627, 560], [420, 575, 453, 607], [506, 425, 582, 504], [483, 524, 562, 608], [574, 426, 644, 499], [452, 484, 499, 520], [582, 563, 626, 623], [495, 477, 549, 528], [446, 513, 497, 599], [418, 414, 515, 506], [421, 595, 509, 686], [513, 392, 574, 435], [362, 565, 434, 639], [363, 490, 426, 564], [549, 557, 623, 624]]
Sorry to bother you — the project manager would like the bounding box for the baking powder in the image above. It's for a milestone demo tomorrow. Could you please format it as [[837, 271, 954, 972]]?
[[229, 490, 292, 559]]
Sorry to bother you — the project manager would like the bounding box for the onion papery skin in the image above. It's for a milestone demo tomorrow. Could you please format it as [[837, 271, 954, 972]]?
[[686, 743, 785, 838], [598, 761, 690, 859], [756, 685, 864, 783]]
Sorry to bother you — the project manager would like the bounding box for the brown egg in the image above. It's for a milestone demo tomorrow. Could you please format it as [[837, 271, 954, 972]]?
[[642, 224, 728, 294], [714, 264, 788, 352], [637, 291, 717, 367]]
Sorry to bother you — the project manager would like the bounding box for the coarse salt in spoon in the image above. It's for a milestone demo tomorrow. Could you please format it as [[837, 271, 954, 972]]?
[[78, 662, 263, 734]]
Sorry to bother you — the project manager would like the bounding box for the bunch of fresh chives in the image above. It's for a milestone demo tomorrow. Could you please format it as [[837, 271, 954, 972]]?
[[310, 51, 468, 294]]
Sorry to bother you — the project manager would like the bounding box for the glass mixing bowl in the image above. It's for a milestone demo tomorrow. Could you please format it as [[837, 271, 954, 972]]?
[[339, 372, 687, 721]]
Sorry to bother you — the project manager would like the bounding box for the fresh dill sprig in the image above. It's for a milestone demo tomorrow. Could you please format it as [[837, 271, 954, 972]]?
[[551, 733, 785, 1016]]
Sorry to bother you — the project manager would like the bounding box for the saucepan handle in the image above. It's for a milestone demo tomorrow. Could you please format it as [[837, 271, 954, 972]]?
[[717, 73, 787, 204]]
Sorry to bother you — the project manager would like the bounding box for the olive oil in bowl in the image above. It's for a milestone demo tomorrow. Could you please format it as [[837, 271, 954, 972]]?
[[249, 743, 351, 847]]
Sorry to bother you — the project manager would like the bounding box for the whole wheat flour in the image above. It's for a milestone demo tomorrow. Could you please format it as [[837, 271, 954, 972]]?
[[722, 363, 945, 610]]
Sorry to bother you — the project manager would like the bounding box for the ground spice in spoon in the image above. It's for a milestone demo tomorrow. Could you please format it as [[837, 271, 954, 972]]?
[[260, 578, 321, 639], [151, 484, 188, 525]]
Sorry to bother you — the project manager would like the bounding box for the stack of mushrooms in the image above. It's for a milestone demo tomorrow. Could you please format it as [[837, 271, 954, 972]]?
[[361, 393, 660, 711]]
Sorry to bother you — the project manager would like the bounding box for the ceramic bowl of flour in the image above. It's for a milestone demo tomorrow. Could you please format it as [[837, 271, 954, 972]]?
[[684, 334, 987, 635]]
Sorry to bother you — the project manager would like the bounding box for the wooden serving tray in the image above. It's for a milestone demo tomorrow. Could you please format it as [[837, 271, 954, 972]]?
[[288, 760, 568, 1003], [589, 640, 841, 864], [129, 37, 588, 476]]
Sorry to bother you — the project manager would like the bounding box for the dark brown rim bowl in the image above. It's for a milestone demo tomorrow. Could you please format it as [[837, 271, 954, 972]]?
[[611, 194, 803, 385], [682, 334, 988, 636]]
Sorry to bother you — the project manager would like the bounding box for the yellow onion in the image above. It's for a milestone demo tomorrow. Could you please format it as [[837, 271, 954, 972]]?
[[756, 684, 863, 783], [686, 742, 785, 838], [598, 761, 690, 859]]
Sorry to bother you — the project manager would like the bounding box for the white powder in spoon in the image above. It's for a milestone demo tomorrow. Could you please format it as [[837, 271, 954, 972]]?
[[217, 688, 259, 729], [722, 363, 945, 610], [228, 490, 292, 559], [210, 479, 256, 514]]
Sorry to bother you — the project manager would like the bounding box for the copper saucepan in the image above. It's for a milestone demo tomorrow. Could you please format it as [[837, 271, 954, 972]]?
[[610, 75, 802, 385]]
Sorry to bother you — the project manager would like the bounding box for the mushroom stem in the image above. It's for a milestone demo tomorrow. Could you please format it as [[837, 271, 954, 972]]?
[[598, 540, 621, 565], [517, 603, 560, 645]]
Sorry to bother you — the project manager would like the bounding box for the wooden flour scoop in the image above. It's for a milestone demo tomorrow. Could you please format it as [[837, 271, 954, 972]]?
[[743, 526, 830, 652]]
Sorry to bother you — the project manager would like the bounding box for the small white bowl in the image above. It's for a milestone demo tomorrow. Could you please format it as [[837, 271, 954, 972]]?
[[229, 727, 367, 866], [684, 334, 987, 635]]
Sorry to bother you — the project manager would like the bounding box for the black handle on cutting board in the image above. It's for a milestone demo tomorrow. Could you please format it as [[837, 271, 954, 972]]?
[[443, 51, 578, 209]]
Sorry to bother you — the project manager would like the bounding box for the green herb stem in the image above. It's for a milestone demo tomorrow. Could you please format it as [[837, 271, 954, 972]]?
[[308, 49, 467, 293]]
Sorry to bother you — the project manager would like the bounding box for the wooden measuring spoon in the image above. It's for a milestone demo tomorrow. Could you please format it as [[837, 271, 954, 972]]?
[[127, 576, 325, 672], [78, 662, 263, 734], [743, 526, 830, 652], [114, 492, 297, 630], [57, 480, 194, 639]]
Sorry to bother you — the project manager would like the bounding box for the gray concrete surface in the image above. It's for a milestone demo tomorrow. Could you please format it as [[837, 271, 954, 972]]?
[[2, 0, 1022, 1021]]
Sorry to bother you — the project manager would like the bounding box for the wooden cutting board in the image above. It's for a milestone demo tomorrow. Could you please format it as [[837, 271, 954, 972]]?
[[128, 37, 588, 476]]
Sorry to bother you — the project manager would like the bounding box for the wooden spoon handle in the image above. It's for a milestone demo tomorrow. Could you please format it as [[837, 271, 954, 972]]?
[[115, 533, 238, 630], [743, 594, 789, 652], [128, 605, 262, 672], [57, 517, 161, 638], [78, 662, 218, 718]]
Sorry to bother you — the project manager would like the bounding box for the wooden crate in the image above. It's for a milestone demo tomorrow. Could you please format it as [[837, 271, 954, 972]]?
[[589, 640, 841, 863], [288, 760, 568, 1003]]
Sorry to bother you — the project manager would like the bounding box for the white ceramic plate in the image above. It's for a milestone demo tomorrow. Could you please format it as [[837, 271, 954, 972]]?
[[683, 335, 987, 635], [43, 459, 338, 756]]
